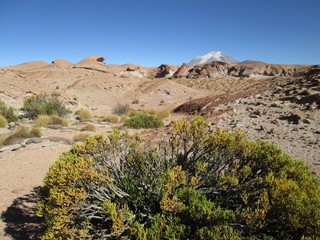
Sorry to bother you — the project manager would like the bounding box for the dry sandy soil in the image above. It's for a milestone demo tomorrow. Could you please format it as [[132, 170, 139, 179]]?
[[0, 56, 319, 239]]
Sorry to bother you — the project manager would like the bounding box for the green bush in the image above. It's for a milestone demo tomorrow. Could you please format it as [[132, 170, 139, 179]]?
[[38, 117, 320, 239], [4, 126, 42, 145], [0, 115, 8, 128], [124, 114, 164, 129], [76, 109, 93, 120], [35, 115, 68, 127], [112, 103, 130, 116], [22, 93, 70, 119], [0, 100, 18, 122]]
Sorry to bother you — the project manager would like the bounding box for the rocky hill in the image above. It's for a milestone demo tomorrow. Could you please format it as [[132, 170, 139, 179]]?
[[171, 61, 310, 79], [173, 65, 320, 175]]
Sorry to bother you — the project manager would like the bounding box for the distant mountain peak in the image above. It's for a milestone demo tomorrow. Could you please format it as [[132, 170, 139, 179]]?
[[188, 51, 239, 66]]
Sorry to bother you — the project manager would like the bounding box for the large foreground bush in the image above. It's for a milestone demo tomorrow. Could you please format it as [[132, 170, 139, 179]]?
[[22, 93, 70, 119], [38, 117, 320, 239]]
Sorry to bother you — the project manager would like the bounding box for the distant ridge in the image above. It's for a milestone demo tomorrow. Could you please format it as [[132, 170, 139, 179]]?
[[188, 51, 239, 66], [240, 60, 266, 64]]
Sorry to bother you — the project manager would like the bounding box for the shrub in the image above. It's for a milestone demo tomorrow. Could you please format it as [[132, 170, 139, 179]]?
[[112, 103, 130, 116], [4, 126, 42, 145], [103, 115, 119, 124], [0, 115, 8, 128], [38, 117, 320, 239], [35, 115, 68, 127], [0, 100, 18, 123], [80, 123, 96, 132], [124, 114, 164, 129], [76, 109, 93, 120], [72, 133, 91, 142], [120, 115, 129, 123], [132, 99, 139, 104], [22, 93, 70, 119], [157, 109, 170, 119]]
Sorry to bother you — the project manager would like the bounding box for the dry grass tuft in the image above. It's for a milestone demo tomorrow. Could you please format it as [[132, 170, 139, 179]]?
[[156, 109, 170, 119], [35, 115, 68, 127], [103, 115, 120, 124], [73, 133, 91, 142], [0, 115, 8, 128], [80, 123, 96, 132], [4, 126, 42, 145], [76, 109, 93, 120]]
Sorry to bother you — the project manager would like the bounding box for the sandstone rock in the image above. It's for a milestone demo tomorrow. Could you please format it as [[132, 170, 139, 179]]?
[[171, 63, 190, 78], [155, 64, 180, 78]]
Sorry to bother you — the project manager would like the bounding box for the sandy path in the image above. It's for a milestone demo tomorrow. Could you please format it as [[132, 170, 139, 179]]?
[[0, 143, 70, 239]]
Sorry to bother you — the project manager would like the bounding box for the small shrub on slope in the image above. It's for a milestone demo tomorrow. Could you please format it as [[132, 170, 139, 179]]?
[[38, 117, 320, 239], [0, 100, 18, 122], [112, 103, 130, 116], [22, 93, 70, 119]]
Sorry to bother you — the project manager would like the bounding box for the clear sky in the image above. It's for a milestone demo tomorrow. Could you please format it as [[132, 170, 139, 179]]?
[[0, 0, 319, 67]]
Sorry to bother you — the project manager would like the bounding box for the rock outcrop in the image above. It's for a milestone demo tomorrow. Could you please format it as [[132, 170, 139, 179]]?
[[155, 64, 180, 78], [73, 55, 109, 72], [171, 63, 190, 78]]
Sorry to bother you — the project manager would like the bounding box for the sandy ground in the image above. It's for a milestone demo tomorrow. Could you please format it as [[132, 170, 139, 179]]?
[[0, 143, 70, 239]]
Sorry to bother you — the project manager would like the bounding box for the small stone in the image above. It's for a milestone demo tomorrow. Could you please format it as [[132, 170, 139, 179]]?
[[303, 118, 312, 124]]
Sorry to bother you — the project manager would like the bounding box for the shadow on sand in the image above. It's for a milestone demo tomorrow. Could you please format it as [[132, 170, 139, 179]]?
[[1, 187, 42, 240]]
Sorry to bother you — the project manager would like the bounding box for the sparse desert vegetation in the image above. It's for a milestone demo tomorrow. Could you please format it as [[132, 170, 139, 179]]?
[[35, 115, 68, 127], [174, 77, 259, 93], [2, 126, 42, 146]]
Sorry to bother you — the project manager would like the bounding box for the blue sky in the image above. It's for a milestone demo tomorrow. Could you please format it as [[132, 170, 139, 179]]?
[[0, 0, 319, 66]]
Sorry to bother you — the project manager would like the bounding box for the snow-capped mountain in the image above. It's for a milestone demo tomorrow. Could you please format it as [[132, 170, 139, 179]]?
[[188, 51, 239, 66]]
